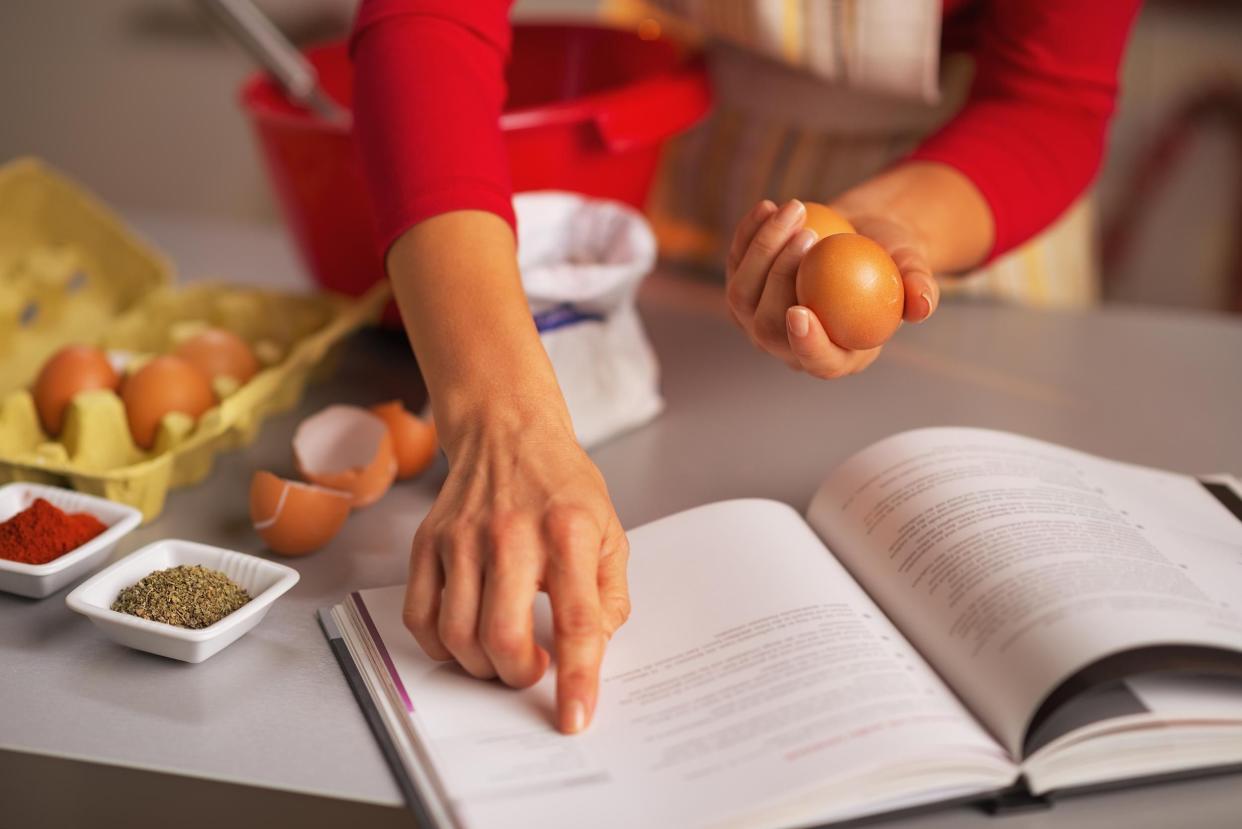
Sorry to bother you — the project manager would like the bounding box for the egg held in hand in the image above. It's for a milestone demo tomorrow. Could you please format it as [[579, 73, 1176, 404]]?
[[32, 345, 121, 436], [174, 327, 259, 385], [801, 202, 855, 240], [795, 233, 904, 351], [121, 355, 217, 449]]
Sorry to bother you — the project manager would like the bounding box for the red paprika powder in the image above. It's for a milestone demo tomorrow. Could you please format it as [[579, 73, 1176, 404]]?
[[0, 498, 107, 565]]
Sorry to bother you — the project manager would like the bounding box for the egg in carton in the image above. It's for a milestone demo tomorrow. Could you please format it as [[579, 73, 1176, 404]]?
[[0, 158, 389, 521]]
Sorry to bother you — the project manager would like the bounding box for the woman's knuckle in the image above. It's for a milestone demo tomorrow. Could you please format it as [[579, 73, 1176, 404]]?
[[773, 245, 802, 273], [443, 542, 481, 572], [724, 280, 748, 311], [749, 233, 781, 258], [754, 317, 788, 350], [402, 604, 434, 636], [752, 221, 790, 253], [411, 527, 435, 557], [558, 669, 595, 691], [612, 533, 630, 559], [481, 621, 525, 657], [438, 617, 475, 651], [555, 603, 600, 638], [443, 518, 475, 544], [545, 505, 595, 545], [448, 550, 479, 573], [487, 511, 524, 550]]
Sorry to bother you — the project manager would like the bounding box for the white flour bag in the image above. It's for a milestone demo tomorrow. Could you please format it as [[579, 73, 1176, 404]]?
[[515, 192, 663, 448]]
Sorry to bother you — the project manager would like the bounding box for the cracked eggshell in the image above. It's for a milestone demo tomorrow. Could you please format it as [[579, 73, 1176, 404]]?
[[250, 471, 352, 556], [293, 405, 397, 507], [370, 401, 438, 480]]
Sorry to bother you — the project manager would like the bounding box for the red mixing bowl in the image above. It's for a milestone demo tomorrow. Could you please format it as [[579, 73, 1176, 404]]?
[[240, 23, 712, 300]]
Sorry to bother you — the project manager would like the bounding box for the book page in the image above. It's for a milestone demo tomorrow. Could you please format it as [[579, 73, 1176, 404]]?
[[1022, 674, 1242, 793], [355, 500, 1012, 829], [806, 428, 1242, 758]]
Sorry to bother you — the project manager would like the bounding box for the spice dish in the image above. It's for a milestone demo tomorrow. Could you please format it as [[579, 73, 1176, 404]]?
[[66, 538, 299, 663], [0, 482, 141, 598]]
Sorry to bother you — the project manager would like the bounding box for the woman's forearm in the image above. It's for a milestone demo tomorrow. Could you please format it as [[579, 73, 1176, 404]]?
[[833, 160, 996, 275], [386, 210, 573, 455]]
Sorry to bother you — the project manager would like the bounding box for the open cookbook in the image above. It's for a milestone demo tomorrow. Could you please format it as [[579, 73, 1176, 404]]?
[[320, 427, 1242, 828]]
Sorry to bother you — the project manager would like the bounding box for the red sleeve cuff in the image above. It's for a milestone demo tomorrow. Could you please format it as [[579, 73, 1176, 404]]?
[[371, 181, 517, 255], [909, 102, 1105, 262], [909, 135, 1021, 263]]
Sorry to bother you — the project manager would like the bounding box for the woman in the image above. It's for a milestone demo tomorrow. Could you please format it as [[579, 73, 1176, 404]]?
[[350, 0, 1139, 734]]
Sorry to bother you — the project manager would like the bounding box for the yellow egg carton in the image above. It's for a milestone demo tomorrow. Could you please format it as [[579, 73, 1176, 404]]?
[[0, 157, 391, 521]]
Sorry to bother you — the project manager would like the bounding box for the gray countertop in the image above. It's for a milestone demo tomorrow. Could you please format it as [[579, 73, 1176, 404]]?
[[2, 211, 1240, 828]]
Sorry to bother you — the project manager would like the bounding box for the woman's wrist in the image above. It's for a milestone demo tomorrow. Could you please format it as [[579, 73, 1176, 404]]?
[[833, 160, 994, 274], [432, 380, 576, 461], [383, 210, 578, 461]]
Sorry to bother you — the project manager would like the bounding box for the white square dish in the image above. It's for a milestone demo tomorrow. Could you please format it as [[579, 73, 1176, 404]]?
[[0, 483, 143, 598], [65, 539, 299, 663]]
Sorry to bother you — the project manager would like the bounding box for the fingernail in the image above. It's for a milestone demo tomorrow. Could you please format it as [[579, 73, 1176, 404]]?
[[775, 199, 805, 228], [564, 700, 587, 734], [794, 228, 818, 252], [918, 291, 934, 322], [788, 307, 811, 338]]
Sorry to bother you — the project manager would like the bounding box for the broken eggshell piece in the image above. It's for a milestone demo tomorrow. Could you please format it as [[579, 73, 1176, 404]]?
[[250, 470, 352, 556], [293, 405, 397, 507], [370, 400, 438, 480]]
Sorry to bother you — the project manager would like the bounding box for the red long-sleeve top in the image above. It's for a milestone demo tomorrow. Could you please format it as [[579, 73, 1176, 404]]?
[[350, 0, 1140, 260]]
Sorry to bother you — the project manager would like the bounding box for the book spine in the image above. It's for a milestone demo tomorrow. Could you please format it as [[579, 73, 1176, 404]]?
[[1202, 480, 1242, 525], [983, 777, 1052, 815], [316, 608, 439, 827]]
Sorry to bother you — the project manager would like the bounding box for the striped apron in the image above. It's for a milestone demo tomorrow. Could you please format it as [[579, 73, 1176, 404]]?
[[604, 0, 1099, 309]]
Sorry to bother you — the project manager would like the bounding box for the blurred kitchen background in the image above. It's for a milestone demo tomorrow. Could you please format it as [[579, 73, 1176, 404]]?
[[2, 0, 1240, 314]]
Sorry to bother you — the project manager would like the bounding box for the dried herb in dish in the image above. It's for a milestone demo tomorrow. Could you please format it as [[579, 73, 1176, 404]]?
[[111, 564, 251, 629]]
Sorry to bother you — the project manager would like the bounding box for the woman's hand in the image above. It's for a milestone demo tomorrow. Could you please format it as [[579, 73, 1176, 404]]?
[[405, 410, 630, 735], [724, 198, 938, 379], [386, 210, 630, 735]]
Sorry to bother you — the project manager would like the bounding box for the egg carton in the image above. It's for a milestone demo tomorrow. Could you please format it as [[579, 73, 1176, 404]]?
[[0, 158, 390, 521]]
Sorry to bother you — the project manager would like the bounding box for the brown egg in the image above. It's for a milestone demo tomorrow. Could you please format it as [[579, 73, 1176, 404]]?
[[174, 327, 259, 385], [32, 345, 120, 436], [121, 355, 217, 449], [250, 470, 352, 556], [294, 405, 397, 507], [370, 401, 438, 480], [802, 202, 855, 240], [796, 233, 904, 351]]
